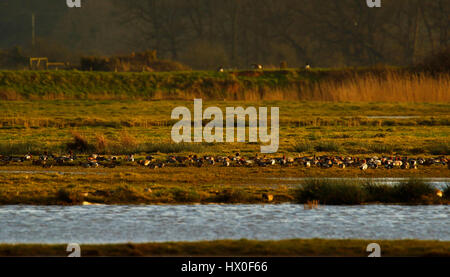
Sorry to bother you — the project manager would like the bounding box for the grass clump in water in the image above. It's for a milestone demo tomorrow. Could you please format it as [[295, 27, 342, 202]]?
[[295, 179, 365, 205], [56, 188, 84, 204], [393, 178, 435, 203], [295, 178, 441, 205]]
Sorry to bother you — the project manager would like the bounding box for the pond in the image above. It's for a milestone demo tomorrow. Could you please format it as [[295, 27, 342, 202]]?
[[0, 204, 448, 244]]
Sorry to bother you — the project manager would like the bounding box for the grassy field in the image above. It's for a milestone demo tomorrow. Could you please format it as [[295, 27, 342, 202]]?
[[0, 100, 448, 155], [0, 68, 449, 102], [1, 239, 449, 257]]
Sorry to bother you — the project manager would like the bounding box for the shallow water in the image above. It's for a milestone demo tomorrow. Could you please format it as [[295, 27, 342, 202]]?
[[271, 177, 450, 189], [0, 204, 448, 244]]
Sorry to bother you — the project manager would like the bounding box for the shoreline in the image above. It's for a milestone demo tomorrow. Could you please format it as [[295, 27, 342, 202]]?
[[1, 239, 449, 257]]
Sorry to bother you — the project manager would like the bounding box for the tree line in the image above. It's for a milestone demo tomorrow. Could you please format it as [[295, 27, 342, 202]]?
[[0, 0, 448, 69]]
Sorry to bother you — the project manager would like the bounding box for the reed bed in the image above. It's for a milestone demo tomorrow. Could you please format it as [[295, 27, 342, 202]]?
[[309, 72, 450, 102]]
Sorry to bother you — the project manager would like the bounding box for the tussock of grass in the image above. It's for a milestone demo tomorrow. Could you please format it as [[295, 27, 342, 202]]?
[[367, 143, 395, 154], [291, 142, 313, 153], [314, 141, 341, 152], [67, 131, 94, 153], [427, 143, 450, 155]]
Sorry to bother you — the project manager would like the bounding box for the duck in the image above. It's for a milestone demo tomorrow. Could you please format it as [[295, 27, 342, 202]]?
[[360, 161, 368, 171]]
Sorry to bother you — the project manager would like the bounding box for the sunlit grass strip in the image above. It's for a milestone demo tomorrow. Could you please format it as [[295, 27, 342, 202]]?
[[1, 69, 449, 102], [0, 172, 447, 205], [0, 239, 449, 257]]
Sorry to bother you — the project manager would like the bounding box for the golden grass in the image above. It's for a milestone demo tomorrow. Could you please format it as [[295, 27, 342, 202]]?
[[179, 72, 450, 102], [310, 73, 450, 102], [1, 239, 449, 257]]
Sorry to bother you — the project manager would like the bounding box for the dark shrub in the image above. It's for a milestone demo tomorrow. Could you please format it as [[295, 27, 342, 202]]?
[[67, 131, 94, 153]]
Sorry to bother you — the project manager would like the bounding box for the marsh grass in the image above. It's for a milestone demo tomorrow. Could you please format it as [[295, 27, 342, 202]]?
[[295, 178, 441, 205], [295, 179, 365, 205], [0, 141, 43, 155], [393, 179, 435, 203], [291, 142, 313, 153], [213, 188, 255, 203], [367, 143, 395, 154], [314, 141, 341, 152]]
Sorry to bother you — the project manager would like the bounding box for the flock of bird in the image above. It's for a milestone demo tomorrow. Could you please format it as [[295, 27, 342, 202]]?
[[0, 152, 448, 171], [217, 63, 311, 72]]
